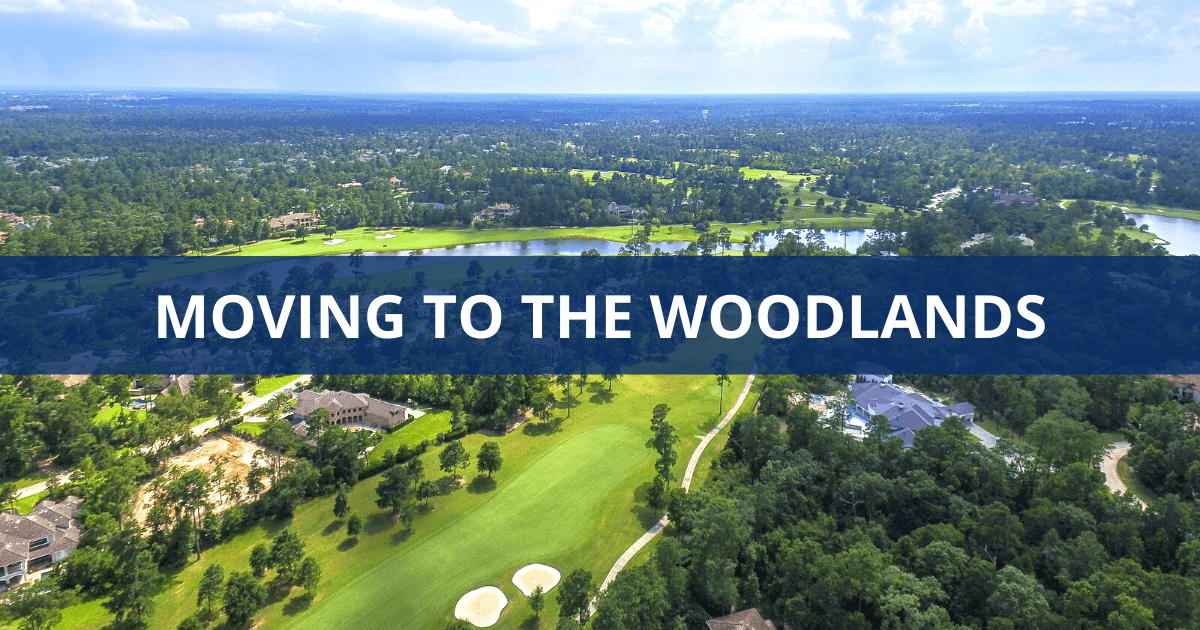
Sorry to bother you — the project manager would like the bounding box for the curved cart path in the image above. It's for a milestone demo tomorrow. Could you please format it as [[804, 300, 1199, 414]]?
[[597, 367, 758, 596]]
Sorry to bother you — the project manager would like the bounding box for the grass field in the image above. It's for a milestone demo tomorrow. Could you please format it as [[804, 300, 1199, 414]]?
[[1110, 202, 1200, 222], [365, 411, 451, 467], [13, 490, 48, 514], [93, 404, 146, 426], [44, 374, 738, 630], [295, 423, 650, 630], [233, 421, 265, 436], [255, 375, 303, 397]]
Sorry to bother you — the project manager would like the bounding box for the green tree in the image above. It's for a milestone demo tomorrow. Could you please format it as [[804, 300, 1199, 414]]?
[[0, 480, 17, 512], [467, 259, 484, 282], [406, 251, 419, 283], [349, 248, 366, 288], [176, 615, 203, 630], [249, 543, 270, 578], [333, 484, 349, 520], [197, 563, 225, 617], [223, 570, 267, 627], [646, 404, 678, 482], [375, 464, 414, 520], [346, 512, 363, 539], [439, 440, 471, 479], [530, 585, 545, 619], [416, 480, 438, 507], [712, 353, 731, 414], [269, 528, 306, 578], [556, 568, 596, 624], [104, 548, 162, 628], [297, 556, 322, 594], [476, 441, 503, 478]]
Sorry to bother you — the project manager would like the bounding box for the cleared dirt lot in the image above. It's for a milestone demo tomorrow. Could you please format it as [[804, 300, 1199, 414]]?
[[133, 433, 272, 524]]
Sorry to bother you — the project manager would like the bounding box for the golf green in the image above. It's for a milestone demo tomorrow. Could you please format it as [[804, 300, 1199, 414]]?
[[290, 423, 651, 630]]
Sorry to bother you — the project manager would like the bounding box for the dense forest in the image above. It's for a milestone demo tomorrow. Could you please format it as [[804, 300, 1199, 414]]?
[[590, 374, 1200, 630], [0, 92, 1197, 255]]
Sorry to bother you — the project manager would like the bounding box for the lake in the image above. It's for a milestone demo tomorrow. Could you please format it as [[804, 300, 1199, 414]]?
[[1126, 213, 1200, 256], [158, 230, 877, 292]]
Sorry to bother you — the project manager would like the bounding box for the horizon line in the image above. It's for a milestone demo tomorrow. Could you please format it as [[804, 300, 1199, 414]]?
[[4, 86, 1200, 98]]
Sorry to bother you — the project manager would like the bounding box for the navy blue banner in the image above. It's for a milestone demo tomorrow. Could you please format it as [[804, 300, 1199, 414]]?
[[0, 255, 1197, 375]]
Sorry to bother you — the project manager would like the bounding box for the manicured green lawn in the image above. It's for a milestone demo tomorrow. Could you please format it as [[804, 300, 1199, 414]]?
[[0, 597, 111, 630], [234, 421, 265, 437], [81, 374, 733, 630], [7, 471, 50, 491], [13, 490, 48, 514], [1080, 224, 1162, 244], [92, 404, 146, 426], [1113, 202, 1200, 222], [296, 424, 649, 630], [365, 411, 451, 467], [255, 375, 303, 397]]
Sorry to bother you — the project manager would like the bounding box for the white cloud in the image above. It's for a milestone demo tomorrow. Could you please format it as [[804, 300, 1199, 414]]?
[[0, 0, 65, 13], [216, 11, 318, 33], [0, 0, 187, 30], [714, 0, 850, 55], [286, 0, 536, 47]]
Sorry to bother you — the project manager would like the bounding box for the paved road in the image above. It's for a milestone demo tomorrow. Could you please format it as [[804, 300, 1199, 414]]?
[[15, 375, 312, 501], [1101, 441, 1146, 509], [189, 374, 312, 435], [597, 367, 758, 597]]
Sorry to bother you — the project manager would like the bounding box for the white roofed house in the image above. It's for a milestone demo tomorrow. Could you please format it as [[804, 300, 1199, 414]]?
[[292, 390, 407, 430], [0, 496, 84, 591], [847, 381, 975, 448]]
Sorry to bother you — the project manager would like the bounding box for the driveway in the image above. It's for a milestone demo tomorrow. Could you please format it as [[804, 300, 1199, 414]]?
[[1101, 441, 1146, 508]]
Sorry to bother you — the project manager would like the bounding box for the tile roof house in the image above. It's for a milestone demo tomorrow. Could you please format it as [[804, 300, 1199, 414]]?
[[268, 212, 320, 231], [161, 374, 195, 395], [0, 496, 83, 590], [706, 608, 778, 630], [851, 381, 975, 448], [292, 390, 408, 429]]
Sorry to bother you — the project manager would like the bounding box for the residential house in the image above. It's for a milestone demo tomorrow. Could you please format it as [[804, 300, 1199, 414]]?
[[473, 203, 519, 223], [1166, 375, 1197, 403], [490, 277, 524, 308], [849, 381, 975, 448], [706, 608, 777, 630], [993, 190, 1037, 206], [606, 202, 647, 220], [160, 374, 195, 395], [292, 390, 408, 429], [0, 496, 83, 590], [268, 212, 320, 231]]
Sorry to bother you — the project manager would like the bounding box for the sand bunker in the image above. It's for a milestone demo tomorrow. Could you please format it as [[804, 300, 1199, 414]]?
[[512, 564, 561, 597], [455, 586, 507, 627], [374, 234, 397, 239], [323, 238, 346, 245]]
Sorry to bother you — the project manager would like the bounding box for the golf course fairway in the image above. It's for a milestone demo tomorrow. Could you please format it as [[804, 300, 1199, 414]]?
[[289, 423, 652, 630]]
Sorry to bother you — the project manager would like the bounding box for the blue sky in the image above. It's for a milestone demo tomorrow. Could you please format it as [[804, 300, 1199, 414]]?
[[0, 0, 1197, 93]]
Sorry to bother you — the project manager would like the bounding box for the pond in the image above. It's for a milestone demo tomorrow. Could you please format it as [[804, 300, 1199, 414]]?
[[1125, 214, 1200, 256], [159, 231, 877, 292]]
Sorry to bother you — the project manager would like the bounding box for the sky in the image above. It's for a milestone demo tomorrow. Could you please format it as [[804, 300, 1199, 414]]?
[[0, 0, 1198, 93]]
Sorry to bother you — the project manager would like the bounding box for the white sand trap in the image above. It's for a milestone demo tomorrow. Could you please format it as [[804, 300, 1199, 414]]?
[[323, 238, 346, 245], [455, 586, 508, 627], [374, 234, 397, 239], [512, 564, 561, 597]]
